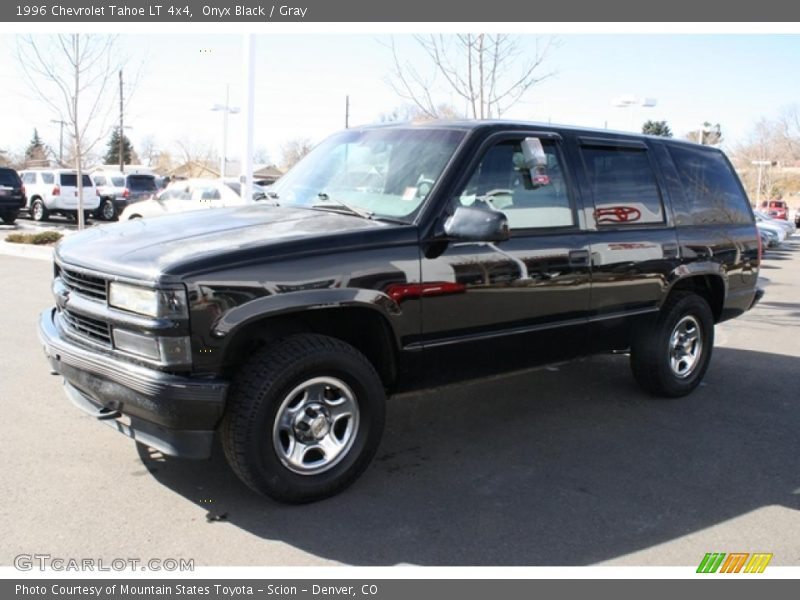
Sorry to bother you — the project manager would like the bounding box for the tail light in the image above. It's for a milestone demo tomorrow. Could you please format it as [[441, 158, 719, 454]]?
[[21, 185, 25, 196], [52, 186, 60, 196], [123, 188, 130, 198]]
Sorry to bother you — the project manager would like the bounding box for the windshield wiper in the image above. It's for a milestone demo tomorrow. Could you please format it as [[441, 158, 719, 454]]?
[[313, 193, 374, 220]]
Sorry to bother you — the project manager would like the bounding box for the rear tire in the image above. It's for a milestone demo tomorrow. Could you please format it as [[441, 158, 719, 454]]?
[[99, 199, 116, 221], [630, 291, 714, 398], [221, 334, 386, 504], [31, 199, 48, 222], [1, 211, 18, 225]]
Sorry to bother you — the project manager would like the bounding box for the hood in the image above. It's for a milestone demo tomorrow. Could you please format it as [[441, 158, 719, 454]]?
[[55, 205, 390, 281]]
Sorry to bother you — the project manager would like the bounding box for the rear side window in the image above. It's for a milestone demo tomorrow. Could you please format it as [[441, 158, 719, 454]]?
[[581, 145, 665, 225], [22, 173, 36, 184], [668, 146, 752, 225], [41, 172, 54, 184], [59, 174, 93, 187], [0, 170, 20, 186], [127, 175, 156, 191], [93, 175, 106, 186]]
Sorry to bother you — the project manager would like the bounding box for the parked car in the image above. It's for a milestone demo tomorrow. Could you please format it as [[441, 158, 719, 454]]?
[[19, 169, 99, 222], [39, 121, 763, 503], [760, 199, 788, 220], [91, 170, 159, 221], [759, 227, 780, 249], [754, 210, 795, 236], [755, 213, 788, 246], [0, 167, 25, 224], [118, 178, 263, 220]]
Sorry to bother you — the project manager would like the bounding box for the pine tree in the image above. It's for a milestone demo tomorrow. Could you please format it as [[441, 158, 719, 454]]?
[[24, 128, 48, 163], [642, 120, 673, 138], [103, 128, 135, 166]]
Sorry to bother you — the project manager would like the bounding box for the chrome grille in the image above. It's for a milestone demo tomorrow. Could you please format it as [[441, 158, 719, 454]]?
[[61, 310, 112, 347], [59, 267, 108, 301]]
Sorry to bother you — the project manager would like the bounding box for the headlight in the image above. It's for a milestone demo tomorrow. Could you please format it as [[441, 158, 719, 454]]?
[[109, 282, 188, 318]]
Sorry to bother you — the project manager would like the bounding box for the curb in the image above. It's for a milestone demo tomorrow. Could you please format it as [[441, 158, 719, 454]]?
[[0, 241, 54, 262]]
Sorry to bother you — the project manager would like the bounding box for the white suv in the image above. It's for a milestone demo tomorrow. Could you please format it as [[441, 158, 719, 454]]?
[[19, 169, 100, 222]]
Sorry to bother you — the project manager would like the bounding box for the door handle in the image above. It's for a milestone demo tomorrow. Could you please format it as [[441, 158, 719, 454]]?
[[569, 249, 590, 266]]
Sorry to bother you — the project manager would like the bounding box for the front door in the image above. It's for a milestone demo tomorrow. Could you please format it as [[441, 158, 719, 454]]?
[[418, 133, 592, 384]]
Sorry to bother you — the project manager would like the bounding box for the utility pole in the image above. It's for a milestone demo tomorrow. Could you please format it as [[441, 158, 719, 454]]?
[[119, 69, 124, 172], [345, 95, 350, 129], [752, 160, 773, 205], [50, 119, 66, 165]]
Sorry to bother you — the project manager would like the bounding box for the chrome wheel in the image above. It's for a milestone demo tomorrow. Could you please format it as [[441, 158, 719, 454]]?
[[32, 201, 44, 221], [272, 376, 360, 475], [669, 315, 703, 378], [101, 199, 116, 220]]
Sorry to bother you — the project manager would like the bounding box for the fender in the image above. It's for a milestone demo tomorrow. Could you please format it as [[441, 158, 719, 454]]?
[[662, 260, 728, 316], [210, 287, 404, 344]]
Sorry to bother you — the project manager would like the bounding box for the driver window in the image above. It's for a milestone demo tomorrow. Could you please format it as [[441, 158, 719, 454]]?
[[457, 139, 573, 229]]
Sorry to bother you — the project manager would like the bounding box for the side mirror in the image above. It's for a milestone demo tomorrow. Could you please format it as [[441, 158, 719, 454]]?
[[520, 137, 551, 187], [444, 205, 510, 243]]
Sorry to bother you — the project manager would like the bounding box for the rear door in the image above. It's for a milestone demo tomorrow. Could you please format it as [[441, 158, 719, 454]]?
[[572, 136, 680, 352], [57, 173, 96, 208]]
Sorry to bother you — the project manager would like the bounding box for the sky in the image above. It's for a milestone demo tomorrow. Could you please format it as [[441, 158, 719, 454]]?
[[1, 33, 799, 167]]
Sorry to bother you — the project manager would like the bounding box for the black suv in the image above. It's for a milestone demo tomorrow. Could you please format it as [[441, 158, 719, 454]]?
[[38, 121, 762, 503], [0, 167, 25, 224]]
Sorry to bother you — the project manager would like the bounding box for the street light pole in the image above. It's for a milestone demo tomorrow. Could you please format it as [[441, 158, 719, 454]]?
[[752, 160, 773, 206], [212, 85, 240, 180]]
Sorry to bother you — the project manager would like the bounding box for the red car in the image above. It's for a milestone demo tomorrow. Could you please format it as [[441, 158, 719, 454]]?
[[761, 199, 789, 220]]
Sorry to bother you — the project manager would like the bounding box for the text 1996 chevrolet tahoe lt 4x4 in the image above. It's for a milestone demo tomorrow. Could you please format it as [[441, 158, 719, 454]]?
[[39, 121, 763, 503]]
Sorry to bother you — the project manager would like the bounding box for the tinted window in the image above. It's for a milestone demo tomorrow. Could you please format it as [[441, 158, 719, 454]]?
[[59, 174, 93, 187], [457, 139, 573, 229], [668, 145, 752, 225], [127, 175, 156, 191], [582, 145, 664, 225], [41, 173, 54, 184], [0, 170, 20, 186]]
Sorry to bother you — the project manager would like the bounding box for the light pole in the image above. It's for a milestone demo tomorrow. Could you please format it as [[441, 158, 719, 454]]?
[[611, 95, 657, 131], [751, 160, 773, 206], [212, 85, 240, 179], [50, 119, 67, 165]]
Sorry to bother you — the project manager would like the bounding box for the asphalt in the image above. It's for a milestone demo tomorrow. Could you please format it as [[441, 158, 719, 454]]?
[[0, 238, 798, 567]]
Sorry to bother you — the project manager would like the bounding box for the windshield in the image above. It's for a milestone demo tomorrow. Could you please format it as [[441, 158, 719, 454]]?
[[269, 128, 465, 221]]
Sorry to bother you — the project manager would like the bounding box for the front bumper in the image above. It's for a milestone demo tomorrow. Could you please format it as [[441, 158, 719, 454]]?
[[38, 308, 228, 458]]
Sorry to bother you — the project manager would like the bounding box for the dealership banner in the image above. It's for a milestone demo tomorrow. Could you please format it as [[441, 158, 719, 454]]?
[[1, 0, 800, 22], [5, 579, 800, 599]]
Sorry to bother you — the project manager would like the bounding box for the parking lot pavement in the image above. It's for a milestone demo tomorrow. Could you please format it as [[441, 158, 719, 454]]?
[[0, 241, 798, 567]]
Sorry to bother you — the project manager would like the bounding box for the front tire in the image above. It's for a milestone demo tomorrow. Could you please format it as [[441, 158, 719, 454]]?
[[1, 210, 18, 225], [221, 334, 386, 503], [630, 291, 714, 397]]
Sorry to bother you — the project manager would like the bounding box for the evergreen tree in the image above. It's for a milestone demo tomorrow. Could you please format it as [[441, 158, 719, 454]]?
[[24, 128, 48, 163], [642, 120, 673, 138], [103, 128, 135, 165]]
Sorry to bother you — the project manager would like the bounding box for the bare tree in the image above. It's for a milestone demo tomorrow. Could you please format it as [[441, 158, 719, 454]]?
[[280, 138, 313, 171], [138, 135, 160, 167], [378, 102, 461, 123], [16, 34, 121, 229], [387, 34, 559, 120]]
